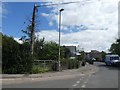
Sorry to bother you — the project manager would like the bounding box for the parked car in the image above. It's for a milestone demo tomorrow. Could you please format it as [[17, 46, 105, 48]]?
[[92, 58, 96, 61], [89, 59, 94, 64], [105, 54, 120, 66], [86, 58, 94, 64]]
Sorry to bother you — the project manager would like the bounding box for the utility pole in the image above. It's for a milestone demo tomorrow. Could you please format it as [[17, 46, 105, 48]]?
[[31, 4, 36, 56]]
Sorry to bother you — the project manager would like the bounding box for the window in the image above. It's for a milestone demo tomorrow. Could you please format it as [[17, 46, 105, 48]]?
[[110, 57, 119, 60]]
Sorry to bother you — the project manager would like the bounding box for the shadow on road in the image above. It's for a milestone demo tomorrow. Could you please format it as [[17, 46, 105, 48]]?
[[95, 62, 120, 70]]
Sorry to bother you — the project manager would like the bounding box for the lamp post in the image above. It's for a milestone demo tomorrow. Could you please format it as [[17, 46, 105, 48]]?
[[58, 8, 64, 71]]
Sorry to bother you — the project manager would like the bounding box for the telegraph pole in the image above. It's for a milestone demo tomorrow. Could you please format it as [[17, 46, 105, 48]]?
[[31, 4, 36, 56]]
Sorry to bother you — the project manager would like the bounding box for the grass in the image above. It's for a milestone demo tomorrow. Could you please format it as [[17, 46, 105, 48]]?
[[32, 65, 52, 74]]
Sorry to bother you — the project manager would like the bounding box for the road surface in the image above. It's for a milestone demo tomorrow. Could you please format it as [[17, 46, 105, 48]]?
[[2, 62, 119, 89]]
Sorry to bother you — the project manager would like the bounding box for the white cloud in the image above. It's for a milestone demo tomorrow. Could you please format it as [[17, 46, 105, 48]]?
[[37, 0, 119, 52], [48, 0, 118, 30], [14, 38, 23, 44], [45, 0, 118, 31], [41, 13, 49, 17], [12, 0, 119, 52], [49, 21, 53, 26], [36, 30, 59, 42], [35, 28, 117, 52]]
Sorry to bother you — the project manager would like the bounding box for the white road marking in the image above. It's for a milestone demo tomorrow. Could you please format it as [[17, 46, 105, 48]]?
[[73, 84, 77, 87], [72, 76, 86, 87], [81, 77, 84, 79], [81, 84, 86, 88], [76, 81, 80, 84], [84, 81, 87, 84]]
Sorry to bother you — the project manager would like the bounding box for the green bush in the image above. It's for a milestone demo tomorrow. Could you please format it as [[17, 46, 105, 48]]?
[[60, 58, 68, 70], [68, 59, 79, 69], [51, 61, 59, 71], [2, 35, 33, 74]]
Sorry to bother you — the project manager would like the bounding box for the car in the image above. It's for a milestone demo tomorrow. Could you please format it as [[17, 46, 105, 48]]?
[[92, 58, 96, 61], [86, 58, 94, 64], [89, 59, 94, 64], [105, 54, 120, 66]]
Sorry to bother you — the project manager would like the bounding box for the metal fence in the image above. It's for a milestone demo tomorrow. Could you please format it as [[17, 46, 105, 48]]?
[[34, 59, 81, 71], [34, 60, 53, 68]]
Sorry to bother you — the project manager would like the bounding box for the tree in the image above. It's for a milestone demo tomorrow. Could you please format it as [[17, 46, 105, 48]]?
[[0, 32, 2, 46], [0, 32, 2, 65], [101, 51, 106, 61], [38, 41, 59, 60], [34, 37, 45, 60], [110, 39, 120, 56], [20, 25, 33, 43], [33, 40, 70, 60], [78, 51, 85, 61], [61, 46, 70, 59]]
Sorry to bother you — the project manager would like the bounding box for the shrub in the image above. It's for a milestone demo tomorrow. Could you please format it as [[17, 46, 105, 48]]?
[[2, 35, 33, 74], [32, 65, 51, 74], [67, 59, 79, 69]]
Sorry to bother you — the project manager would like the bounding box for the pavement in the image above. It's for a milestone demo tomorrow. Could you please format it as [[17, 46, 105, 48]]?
[[1, 63, 98, 85]]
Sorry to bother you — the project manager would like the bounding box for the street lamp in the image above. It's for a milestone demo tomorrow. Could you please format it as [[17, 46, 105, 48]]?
[[58, 8, 64, 71]]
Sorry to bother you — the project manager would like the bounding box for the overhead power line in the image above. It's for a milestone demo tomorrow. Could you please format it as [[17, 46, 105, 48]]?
[[36, 1, 82, 7]]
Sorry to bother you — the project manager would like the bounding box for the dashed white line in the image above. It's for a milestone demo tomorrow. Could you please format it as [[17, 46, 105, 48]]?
[[73, 84, 78, 87], [81, 84, 86, 88], [81, 74, 91, 88], [72, 76, 88, 88], [84, 81, 87, 84], [81, 77, 84, 79], [76, 81, 80, 84]]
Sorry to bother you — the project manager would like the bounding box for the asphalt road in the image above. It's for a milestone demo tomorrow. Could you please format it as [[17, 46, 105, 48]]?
[[2, 62, 119, 89]]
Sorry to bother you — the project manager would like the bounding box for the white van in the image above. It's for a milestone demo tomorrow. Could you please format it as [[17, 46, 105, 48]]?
[[105, 54, 120, 66]]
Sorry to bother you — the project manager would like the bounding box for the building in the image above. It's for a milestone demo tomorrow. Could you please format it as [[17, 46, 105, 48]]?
[[62, 44, 80, 59], [65, 46, 76, 57], [85, 50, 102, 61]]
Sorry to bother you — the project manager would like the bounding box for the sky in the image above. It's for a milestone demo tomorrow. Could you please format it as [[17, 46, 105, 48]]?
[[1, 0, 119, 52]]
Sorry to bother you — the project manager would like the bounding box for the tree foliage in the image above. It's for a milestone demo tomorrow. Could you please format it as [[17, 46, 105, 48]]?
[[2, 31, 77, 73], [2, 34, 33, 74], [34, 40, 70, 60], [101, 51, 106, 60], [110, 39, 120, 56]]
